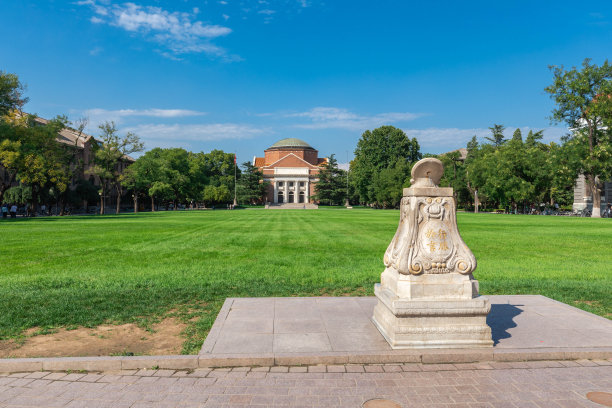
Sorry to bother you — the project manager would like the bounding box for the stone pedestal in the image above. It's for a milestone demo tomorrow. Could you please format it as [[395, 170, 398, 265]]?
[[372, 158, 493, 349]]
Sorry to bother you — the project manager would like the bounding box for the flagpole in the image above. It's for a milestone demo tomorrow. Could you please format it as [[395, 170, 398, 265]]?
[[233, 153, 237, 207]]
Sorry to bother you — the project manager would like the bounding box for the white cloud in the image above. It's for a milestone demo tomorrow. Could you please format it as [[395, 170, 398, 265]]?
[[89, 46, 103, 55], [272, 107, 426, 130], [401, 126, 569, 154], [84, 108, 206, 119], [123, 123, 266, 143], [78, 1, 234, 59], [258, 9, 276, 15], [77, 108, 206, 130]]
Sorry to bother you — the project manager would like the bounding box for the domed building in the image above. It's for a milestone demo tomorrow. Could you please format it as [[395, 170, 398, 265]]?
[[253, 138, 327, 205]]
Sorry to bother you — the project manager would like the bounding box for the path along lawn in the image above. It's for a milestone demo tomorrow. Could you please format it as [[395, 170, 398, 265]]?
[[0, 209, 610, 354]]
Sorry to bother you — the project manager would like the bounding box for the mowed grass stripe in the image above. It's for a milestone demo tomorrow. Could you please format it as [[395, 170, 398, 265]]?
[[0, 209, 609, 354]]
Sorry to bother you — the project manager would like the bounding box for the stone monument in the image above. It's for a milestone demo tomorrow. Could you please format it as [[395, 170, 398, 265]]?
[[372, 158, 493, 348]]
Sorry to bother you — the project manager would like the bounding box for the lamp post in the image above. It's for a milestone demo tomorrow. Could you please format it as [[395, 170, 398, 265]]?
[[345, 150, 350, 207], [98, 191, 104, 215], [233, 153, 237, 208]]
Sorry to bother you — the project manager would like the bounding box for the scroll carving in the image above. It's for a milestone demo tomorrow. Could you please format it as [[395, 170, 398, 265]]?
[[383, 158, 476, 276]]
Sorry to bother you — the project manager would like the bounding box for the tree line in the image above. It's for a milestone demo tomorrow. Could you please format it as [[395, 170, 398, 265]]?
[[316, 59, 611, 217], [0, 71, 267, 215], [2, 58, 610, 216], [122, 148, 267, 212]]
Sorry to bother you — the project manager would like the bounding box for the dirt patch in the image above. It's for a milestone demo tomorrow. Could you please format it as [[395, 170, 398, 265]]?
[[573, 300, 602, 307], [0, 317, 187, 358]]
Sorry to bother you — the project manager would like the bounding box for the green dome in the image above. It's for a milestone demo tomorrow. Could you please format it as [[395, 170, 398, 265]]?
[[269, 138, 313, 149]]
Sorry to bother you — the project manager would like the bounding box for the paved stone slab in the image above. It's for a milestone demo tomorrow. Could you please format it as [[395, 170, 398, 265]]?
[[1, 363, 611, 407], [200, 295, 612, 366]]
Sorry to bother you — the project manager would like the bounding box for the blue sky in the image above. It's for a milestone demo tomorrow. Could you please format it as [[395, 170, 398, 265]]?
[[2, 1, 612, 164]]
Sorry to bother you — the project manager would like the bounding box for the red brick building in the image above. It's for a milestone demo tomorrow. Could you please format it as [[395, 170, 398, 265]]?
[[254, 138, 327, 204]]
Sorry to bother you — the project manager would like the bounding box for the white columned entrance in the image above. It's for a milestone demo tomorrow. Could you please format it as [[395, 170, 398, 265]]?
[[272, 168, 311, 205]]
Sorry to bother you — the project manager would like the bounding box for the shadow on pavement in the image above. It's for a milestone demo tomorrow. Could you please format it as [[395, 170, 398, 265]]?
[[487, 303, 523, 346]]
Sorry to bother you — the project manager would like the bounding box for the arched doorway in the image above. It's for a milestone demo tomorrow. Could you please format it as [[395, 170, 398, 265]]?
[[288, 191, 294, 203], [277, 192, 284, 203], [299, 192, 305, 203]]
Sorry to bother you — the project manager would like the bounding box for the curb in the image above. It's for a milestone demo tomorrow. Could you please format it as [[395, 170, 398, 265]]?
[[2, 347, 611, 373]]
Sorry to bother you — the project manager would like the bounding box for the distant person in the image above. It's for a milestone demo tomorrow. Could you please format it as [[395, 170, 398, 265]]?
[[9, 204, 17, 218], [605, 204, 612, 218], [1, 204, 7, 219], [40, 204, 46, 216]]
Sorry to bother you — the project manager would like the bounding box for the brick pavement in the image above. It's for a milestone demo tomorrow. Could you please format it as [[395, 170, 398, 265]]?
[[0, 360, 611, 408]]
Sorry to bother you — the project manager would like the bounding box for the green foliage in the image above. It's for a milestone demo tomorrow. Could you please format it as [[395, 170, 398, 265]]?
[[371, 158, 412, 208], [202, 184, 231, 205], [236, 161, 267, 204], [351, 125, 421, 204], [438, 150, 470, 207], [486, 124, 507, 147], [0, 71, 28, 116], [91, 121, 143, 213], [123, 148, 240, 208], [545, 58, 612, 217], [462, 125, 576, 210], [314, 154, 346, 205], [2, 184, 31, 204], [149, 181, 173, 202], [0, 115, 74, 211], [0, 210, 609, 353]]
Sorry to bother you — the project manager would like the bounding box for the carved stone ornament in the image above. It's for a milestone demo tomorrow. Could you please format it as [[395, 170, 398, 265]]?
[[383, 158, 477, 276], [372, 157, 493, 349]]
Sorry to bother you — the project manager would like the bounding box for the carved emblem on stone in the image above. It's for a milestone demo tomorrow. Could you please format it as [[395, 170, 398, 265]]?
[[383, 158, 476, 276]]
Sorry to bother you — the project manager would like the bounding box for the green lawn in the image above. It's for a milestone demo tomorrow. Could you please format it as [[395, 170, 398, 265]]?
[[0, 209, 610, 354]]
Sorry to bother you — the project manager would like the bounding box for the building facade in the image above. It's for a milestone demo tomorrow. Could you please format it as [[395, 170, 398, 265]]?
[[254, 138, 327, 204], [0, 115, 134, 211], [573, 175, 611, 212]]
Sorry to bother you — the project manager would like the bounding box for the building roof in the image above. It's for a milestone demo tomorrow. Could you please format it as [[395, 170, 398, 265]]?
[[442, 148, 468, 161], [269, 138, 314, 149], [33, 117, 93, 149], [30, 115, 135, 162], [254, 157, 265, 167]]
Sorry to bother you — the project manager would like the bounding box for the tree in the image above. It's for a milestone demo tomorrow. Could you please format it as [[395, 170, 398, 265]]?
[[485, 124, 507, 147], [351, 126, 421, 204], [158, 148, 190, 209], [202, 184, 231, 206], [439, 150, 469, 208], [0, 115, 72, 214], [545, 58, 612, 217], [371, 158, 412, 208], [121, 148, 165, 212], [91, 121, 143, 214], [236, 161, 267, 205], [0, 71, 28, 116], [314, 154, 345, 205], [464, 136, 490, 212], [2, 184, 31, 205]]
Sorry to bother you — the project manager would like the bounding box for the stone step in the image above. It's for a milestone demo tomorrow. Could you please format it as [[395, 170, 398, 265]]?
[[265, 203, 319, 209]]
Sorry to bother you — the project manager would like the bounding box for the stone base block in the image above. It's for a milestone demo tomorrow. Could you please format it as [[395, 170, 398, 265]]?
[[373, 284, 493, 349]]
